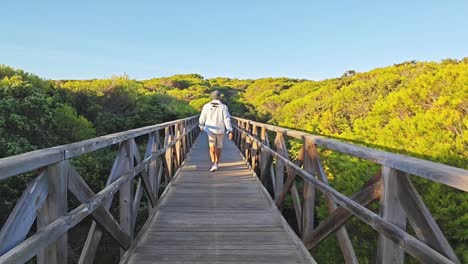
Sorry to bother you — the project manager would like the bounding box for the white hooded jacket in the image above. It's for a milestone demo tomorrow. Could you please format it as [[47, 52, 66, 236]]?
[[199, 100, 233, 135]]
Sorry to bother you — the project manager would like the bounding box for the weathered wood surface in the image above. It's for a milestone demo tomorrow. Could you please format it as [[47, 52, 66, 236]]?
[[121, 133, 316, 264], [0, 116, 198, 181], [234, 123, 459, 264], [67, 165, 131, 250], [37, 161, 69, 264], [377, 166, 407, 264], [0, 171, 48, 255], [232, 117, 468, 191]]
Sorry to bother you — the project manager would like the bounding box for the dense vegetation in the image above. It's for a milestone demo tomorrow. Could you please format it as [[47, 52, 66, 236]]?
[[0, 58, 466, 263]]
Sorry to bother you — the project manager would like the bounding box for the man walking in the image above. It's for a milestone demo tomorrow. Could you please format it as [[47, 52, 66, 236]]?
[[199, 90, 233, 172]]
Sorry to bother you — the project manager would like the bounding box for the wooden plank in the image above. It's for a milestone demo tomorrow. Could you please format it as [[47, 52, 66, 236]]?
[[232, 117, 468, 191], [304, 172, 382, 249], [37, 161, 69, 264], [67, 165, 131, 249], [395, 173, 460, 263], [377, 166, 407, 264], [0, 171, 48, 255]]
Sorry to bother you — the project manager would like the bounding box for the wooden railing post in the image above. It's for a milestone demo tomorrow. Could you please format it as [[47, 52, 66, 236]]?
[[164, 127, 173, 180], [79, 141, 131, 264], [377, 166, 407, 264], [302, 138, 317, 241], [259, 127, 269, 183], [175, 123, 182, 169], [120, 140, 134, 256], [251, 125, 259, 171], [274, 132, 286, 203], [244, 122, 251, 161], [37, 161, 69, 264], [147, 131, 159, 205], [181, 121, 188, 159]]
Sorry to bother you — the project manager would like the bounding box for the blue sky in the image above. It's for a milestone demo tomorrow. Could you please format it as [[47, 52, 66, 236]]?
[[1, 0, 467, 80]]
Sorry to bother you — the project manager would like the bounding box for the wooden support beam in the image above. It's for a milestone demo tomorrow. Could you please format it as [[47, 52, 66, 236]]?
[[131, 178, 143, 233], [79, 141, 130, 264], [67, 165, 131, 249], [291, 183, 302, 234], [276, 147, 304, 208], [120, 141, 134, 257], [0, 171, 48, 255], [129, 139, 156, 233], [274, 132, 286, 203], [308, 143, 358, 264], [395, 173, 460, 263], [259, 152, 273, 186], [139, 168, 157, 207], [164, 127, 173, 179], [0, 158, 148, 264], [304, 172, 382, 249], [181, 121, 188, 160], [174, 123, 182, 169], [243, 122, 251, 159], [377, 166, 407, 264], [37, 161, 69, 264], [145, 132, 157, 200], [302, 139, 317, 241], [251, 125, 259, 171], [161, 151, 173, 184]]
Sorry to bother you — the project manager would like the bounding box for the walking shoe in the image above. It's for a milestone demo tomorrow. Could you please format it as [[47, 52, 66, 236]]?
[[210, 164, 218, 172]]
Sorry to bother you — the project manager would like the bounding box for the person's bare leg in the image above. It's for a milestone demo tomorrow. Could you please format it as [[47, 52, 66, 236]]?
[[209, 146, 216, 163], [216, 148, 222, 164]]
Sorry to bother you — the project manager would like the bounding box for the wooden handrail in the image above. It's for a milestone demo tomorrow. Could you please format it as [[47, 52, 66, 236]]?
[[232, 117, 468, 192], [0, 115, 199, 181], [0, 116, 200, 264], [231, 117, 464, 264]]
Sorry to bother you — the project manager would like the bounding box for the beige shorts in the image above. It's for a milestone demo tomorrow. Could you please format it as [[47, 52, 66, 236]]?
[[208, 133, 225, 148]]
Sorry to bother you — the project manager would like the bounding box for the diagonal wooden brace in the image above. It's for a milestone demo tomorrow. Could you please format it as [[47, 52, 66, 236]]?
[[68, 165, 131, 250], [304, 172, 382, 250]]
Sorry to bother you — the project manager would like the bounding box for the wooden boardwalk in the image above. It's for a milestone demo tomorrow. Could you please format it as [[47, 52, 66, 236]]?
[[1, 116, 465, 264], [121, 132, 316, 264]]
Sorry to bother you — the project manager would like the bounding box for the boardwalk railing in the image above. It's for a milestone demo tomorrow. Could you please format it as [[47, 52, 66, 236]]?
[[232, 117, 467, 264], [0, 116, 199, 264]]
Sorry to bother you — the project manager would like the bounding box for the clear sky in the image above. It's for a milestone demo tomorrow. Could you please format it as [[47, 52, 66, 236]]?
[[1, 0, 467, 80]]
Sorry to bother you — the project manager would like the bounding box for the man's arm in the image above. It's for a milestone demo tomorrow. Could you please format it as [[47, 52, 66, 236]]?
[[199, 105, 207, 130], [223, 106, 233, 139]]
